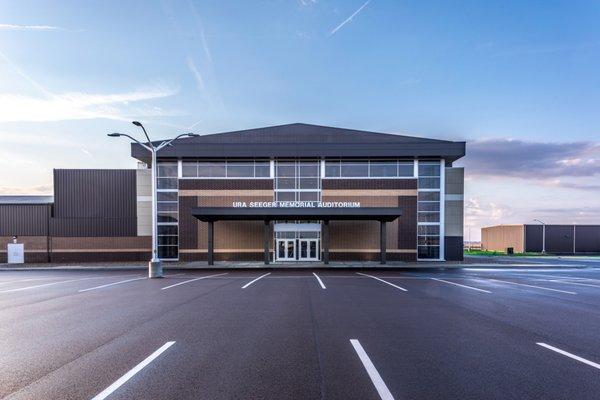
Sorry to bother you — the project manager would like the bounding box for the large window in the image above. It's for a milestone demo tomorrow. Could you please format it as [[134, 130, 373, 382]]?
[[417, 160, 443, 260], [181, 159, 270, 178], [275, 160, 321, 202], [324, 159, 414, 178], [157, 162, 179, 260]]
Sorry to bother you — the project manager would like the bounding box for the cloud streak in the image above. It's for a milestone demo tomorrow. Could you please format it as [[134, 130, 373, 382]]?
[[330, 0, 371, 35], [0, 86, 179, 122], [0, 49, 179, 122], [0, 24, 63, 31]]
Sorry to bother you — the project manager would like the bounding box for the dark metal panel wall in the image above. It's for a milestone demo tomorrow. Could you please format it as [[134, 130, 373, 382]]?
[[575, 226, 600, 253], [52, 169, 137, 236], [444, 236, 464, 261], [53, 169, 136, 218], [524, 225, 543, 252], [545, 225, 575, 253], [0, 204, 50, 236]]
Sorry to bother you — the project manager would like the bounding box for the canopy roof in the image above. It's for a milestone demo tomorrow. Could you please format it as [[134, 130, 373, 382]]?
[[191, 206, 403, 222]]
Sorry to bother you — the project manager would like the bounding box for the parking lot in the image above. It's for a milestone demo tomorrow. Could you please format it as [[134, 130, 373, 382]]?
[[1, 263, 600, 399]]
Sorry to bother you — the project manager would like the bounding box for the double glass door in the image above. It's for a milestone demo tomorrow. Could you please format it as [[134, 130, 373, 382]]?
[[277, 239, 296, 261], [276, 239, 320, 261], [299, 239, 319, 261]]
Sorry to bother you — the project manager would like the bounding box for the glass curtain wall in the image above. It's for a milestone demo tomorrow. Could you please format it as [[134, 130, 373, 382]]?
[[417, 160, 442, 259], [156, 162, 179, 260]]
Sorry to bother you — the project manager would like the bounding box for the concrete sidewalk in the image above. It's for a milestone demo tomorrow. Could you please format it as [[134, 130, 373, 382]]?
[[0, 259, 590, 271]]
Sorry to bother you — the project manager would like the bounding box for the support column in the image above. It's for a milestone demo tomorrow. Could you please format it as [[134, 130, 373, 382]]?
[[380, 220, 387, 264], [323, 220, 330, 265], [264, 219, 270, 265], [208, 221, 214, 266]]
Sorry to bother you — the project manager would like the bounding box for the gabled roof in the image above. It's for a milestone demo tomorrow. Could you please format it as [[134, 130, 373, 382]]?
[[131, 123, 465, 162]]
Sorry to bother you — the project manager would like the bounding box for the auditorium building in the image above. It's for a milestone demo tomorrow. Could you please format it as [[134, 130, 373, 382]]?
[[0, 123, 466, 264]]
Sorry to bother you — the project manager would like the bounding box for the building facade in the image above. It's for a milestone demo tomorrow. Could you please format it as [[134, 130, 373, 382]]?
[[1, 124, 466, 264], [482, 224, 600, 254]]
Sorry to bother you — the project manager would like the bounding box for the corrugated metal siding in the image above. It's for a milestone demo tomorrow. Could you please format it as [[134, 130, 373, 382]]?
[[51, 169, 137, 237], [545, 225, 575, 253], [0, 204, 49, 236], [525, 225, 543, 252], [54, 169, 136, 218], [575, 226, 600, 253]]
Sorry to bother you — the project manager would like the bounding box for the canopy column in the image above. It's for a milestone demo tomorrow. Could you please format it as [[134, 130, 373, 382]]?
[[322, 220, 330, 265], [380, 220, 387, 265], [264, 219, 270, 265], [207, 221, 214, 266]]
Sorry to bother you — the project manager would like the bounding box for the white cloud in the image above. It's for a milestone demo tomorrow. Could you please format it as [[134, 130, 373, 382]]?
[[0, 24, 63, 31], [0, 86, 179, 123], [0, 185, 52, 195]]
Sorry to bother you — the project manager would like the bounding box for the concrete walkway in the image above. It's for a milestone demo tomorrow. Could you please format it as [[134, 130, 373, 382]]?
[[0, 258, 591, 271]]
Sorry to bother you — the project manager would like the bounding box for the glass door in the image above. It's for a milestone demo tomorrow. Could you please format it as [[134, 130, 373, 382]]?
[[299, 239, 319, 261], [277, 239, 296, 261]]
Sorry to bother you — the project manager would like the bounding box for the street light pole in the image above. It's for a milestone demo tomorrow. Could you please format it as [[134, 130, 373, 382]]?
[[108, 122, 198, 278], [533, 219, 546, 254]]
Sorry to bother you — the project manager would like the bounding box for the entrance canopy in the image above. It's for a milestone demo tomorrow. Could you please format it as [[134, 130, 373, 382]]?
[[191, 207, 402, 222], [191, 207, 402, 266]]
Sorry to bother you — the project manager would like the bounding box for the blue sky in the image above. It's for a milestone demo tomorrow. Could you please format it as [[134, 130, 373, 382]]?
[[1, 0, 599, 239]]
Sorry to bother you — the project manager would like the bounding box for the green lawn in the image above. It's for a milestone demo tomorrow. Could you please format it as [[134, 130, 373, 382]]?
[[464, 249, 545, 257]]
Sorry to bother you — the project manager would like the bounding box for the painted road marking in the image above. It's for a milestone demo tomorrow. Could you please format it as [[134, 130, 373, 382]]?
[[241, 273, 271, 289], [542, 280, 600, 289], [313, 273, 326, 289], [91, 341, 176, 400], [537, 343, 600, 371], [350, 339, 395, 400], [477, 278, 577, 295], [0, 276, 123, 294], [357, 273, 407, 292], [160, 273, 228, 290], [0, 277, 65, 286], [78, 277, 146, 293], [430, 278, 491, 293]]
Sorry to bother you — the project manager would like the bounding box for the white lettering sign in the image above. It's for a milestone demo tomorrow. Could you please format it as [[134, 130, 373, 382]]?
[[232, 201, 361, 208]]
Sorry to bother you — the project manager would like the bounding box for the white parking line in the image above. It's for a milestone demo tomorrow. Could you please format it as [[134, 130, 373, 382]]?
[[241, 273, 271, 289], [78, 277, 146, 293], [161, 273, 228, 290], [350, 339, 395, 400], [313, 273, 326, 289], [541, 280, 600, 289], [430, 278, 491, 293], [91, 341, 176, 400], [537, 342, 600, 371], [356, 273, 407, 292], [0, 276, 121, 294], [476, 278, 577, 295], [0, 277, 63, 286]]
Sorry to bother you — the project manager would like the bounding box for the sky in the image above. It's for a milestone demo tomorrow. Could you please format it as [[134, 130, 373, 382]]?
[[0, 0, 599, 240]]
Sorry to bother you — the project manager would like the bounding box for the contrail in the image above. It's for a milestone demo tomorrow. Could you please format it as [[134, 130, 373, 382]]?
[[330, 0, 371, 35]]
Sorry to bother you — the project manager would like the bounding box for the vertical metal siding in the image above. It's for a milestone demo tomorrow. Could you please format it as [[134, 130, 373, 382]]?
[[54, 169, 136, 218], [0, 204, 50, 236], [52, 169, 137, 236]]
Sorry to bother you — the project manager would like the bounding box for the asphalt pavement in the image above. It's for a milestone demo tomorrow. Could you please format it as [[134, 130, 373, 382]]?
[[1, 259, 600, 399]]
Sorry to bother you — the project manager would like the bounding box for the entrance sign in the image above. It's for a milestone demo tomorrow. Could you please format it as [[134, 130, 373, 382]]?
[[232, 201, 361, 208]]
